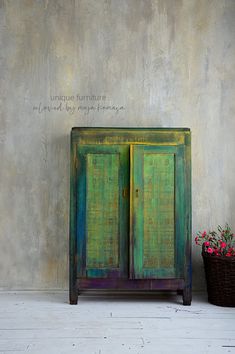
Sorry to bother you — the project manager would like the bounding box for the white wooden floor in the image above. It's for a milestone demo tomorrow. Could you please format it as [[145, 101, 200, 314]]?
[[0, 291, 234, 354]]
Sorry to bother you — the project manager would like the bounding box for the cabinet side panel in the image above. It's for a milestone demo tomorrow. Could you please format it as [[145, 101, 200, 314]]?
[[69, 139, 78, 303], [143, 154, 175, 269], [86, 154, 119, 268]]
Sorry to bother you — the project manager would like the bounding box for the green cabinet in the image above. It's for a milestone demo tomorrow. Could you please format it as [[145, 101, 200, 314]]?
[[70, 128, 191, 305]]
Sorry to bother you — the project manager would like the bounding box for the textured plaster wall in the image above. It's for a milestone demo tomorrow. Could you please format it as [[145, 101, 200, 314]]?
[[0, 0, 235, 290]]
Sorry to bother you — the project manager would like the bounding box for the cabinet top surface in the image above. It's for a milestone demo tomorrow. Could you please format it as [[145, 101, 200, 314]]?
[[72, 127, 190, 131], [71, 127, 191, 145]]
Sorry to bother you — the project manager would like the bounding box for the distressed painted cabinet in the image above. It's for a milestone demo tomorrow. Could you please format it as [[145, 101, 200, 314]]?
[[70, 128, 191, 305]]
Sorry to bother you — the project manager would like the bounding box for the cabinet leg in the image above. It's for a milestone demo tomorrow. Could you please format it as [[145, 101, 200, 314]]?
[[69, 288, 78, 305], [182, 287, 192, 306]]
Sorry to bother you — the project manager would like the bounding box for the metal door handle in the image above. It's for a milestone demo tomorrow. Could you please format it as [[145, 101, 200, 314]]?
[[122, 188, 128, 198]]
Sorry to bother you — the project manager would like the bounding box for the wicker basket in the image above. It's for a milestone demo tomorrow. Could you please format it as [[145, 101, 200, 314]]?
[[202, 250, 235, 307]]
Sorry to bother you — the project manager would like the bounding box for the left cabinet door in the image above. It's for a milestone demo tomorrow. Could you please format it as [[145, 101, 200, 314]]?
[[76, 144, 129, 278]]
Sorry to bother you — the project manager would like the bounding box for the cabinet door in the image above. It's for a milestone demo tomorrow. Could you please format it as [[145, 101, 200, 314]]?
[[76, 145, 129, 278], [130, 145, 186, 279]]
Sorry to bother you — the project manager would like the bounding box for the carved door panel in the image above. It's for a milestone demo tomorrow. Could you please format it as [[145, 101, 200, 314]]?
[[76, 145, 129, 278], [130, 145, 186, 279]]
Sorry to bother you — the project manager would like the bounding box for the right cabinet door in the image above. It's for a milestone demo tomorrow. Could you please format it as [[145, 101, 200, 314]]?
[[130, 144, 186, 279]]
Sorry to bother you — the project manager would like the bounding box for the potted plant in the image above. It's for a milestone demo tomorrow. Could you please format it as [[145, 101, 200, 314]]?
[[195, 224, 235, 307]]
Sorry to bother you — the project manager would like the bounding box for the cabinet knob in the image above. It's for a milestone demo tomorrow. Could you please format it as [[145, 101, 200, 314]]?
[[135, 189, 139, 197]]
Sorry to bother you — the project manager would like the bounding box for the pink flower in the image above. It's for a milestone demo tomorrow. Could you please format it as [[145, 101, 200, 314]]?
[[226, 252, 232, 257], [207, 247, 213, 254], [195, 236, 199, 245], [220, 242, 226, 249], [204, 241, 210, 247], [202, 231, 207, 238]]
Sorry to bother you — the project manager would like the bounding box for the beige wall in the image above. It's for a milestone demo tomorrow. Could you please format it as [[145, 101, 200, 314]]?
[[0, 0, 235, 290]]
